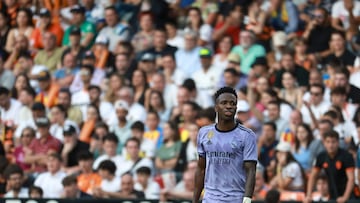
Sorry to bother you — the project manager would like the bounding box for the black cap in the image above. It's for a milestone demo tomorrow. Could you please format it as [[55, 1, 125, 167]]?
[[251, 57, 268, 68], [37, 70, 51, 81], [140, 53, 155, 61], [69, 27, 81, 35], [82, 50, 95, 59], [70, 5, 86, 13], [35, 117, 50, 127], [31, 102, 46, 111], [39, 8, 51, 17], [63, 125, 77, 136]]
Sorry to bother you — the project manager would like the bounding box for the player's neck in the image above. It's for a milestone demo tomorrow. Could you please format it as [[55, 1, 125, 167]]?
[[216, 120, 237, 132]]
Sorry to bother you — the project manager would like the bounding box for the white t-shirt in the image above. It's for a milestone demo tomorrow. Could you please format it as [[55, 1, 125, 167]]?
[[93, 154, 124, 177], [101, 176, 121, 192], [350, 71, 360, 89], [116, 157, 154, 177], [186, 141, 198, 162], [332, 0, 360, 29], [0, 99, 22, 126], [300, 100, 331, 125], [167, 35, 185, 49], [4, 188, 29, 198], [127, 103, 147, 123], [192, 65, 223, 97], [282, 162, 304, 190], [134, 180, 160, 199], [50, 119, 79, 142], [34, 171, 67, 198]]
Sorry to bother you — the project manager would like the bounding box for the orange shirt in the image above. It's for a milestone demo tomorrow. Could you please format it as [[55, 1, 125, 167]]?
[[77, 173, 102, 195], [79, 119, 96, 144], [30, 23, 64, 49], [35, 83, 60, 108]]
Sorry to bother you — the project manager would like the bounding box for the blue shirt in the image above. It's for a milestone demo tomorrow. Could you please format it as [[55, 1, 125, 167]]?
[[54, 67, 80, 80], [197, 123, 257, 202], [175, 47, 202, 77], [293, 146, 311, 171]]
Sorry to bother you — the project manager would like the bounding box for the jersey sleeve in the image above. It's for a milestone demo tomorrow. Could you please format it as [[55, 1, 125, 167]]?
[[197, 127, 206, 158], [343, 151, 355, 169], [243, 130, 258, 162], [314, 153, 324, 169]]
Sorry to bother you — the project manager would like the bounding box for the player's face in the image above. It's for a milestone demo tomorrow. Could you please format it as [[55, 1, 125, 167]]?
[[215, 93, 237, 121]]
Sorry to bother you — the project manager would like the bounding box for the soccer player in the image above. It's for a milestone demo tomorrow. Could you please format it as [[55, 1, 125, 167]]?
[[193, 87, 257, 203]]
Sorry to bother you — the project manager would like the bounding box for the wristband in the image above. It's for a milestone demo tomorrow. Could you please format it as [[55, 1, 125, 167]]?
[[243, 197, 252, 203]]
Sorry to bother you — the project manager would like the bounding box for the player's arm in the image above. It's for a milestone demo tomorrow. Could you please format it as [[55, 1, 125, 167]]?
[[243, 161, 256, 201], [192, 156, 206, 203]]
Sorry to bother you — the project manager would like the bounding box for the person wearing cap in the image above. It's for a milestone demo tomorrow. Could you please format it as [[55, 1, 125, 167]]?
[[192, 47, 223, 97], [30, 8, 64, 49], [62, 4, 96, 49], [61, 124, 89, 173], [34, 32, 64, 73], [0, 53, 15, 90], [98, 6, 130, 52], [110, 100, 132, 153], [34, 70, 60, 108], [69, 50, 105, 93], [24, 117, 62, 173], [175, 30, 202, 77], [236, 99, 261, 136], [138, 53, 157, 82], [269, 141, 305, 192], [231, 30, 266, 75], [92, 35, 114, 69]]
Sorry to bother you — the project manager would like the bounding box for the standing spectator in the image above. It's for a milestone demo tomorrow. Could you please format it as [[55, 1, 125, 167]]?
[[34, 153, 67, 198], [30, 8, 64, 49], [62, 5, 96, 49], [305, 130, 355, 203], [174, 30, 202, 78], [0, 54, 15, 90], [5, 8, 33, 53], [231, 30, 266, 74], [3, 164, 28, 198], [98, 6, 130, 52], [61, 175, 92, 198]]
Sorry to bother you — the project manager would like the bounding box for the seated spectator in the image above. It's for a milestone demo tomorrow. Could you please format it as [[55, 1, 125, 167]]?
[[49, 105, 79, 142], [258, 122, 278, 169], [333, 67, 360, 104], [3, 164, 28, 198], [61, 27, 87, 66], [117, 86, 147, 123], [278, 71, 303, 109], [0, 86, 22, 128], [269, 142, 305, 192], [131, 11, 155, 53], [61, 125, 89, 173], [30, 8, 64, 49], [61, 175, 92, 198], [0, 54, 15, 90], [110, 100, 132, 153], [34, 32, 63, 73], [195, 107, 216, 128], [34, 153, 67, 198], [93, 160, 120, 195], [25, 117, 62, 173], [92, 134, 123, 176], [89, 121, 109, 158], [253, 164, 269, 201], [145, 90, 171, 125], [14, 127, 35, 173], [57, 88, 83, 126], [78, 104, 101, 144], [155, 121, 182, 175], [159, 169, 194, 201], [236, 100, 262, 137], [292, 124, 314, 172], [311, 173, 330, 202], [265, 189, 280, 203], [130, 121, 156, 159], [330, 86, 358, 122], [54, 52, 79, 88], [264, 101, 289, 140], [76, 151, 102, 195], [34, 70, 60, 108], [28, 185, 43, 198], [293, 37, 315, 71], [331, 0, 360, 32], [161, 54, 186, 87], [144, 110, 163, 149], [102, 172, 145, 199], [104, 73, 125, 104], [165, 21, 184, 49], [134, 166, 160, 199], [177, 123, 199, 172]]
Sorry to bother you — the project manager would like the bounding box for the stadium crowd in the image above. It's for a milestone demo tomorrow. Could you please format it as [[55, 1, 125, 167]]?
[[1, 0, 360, 202]]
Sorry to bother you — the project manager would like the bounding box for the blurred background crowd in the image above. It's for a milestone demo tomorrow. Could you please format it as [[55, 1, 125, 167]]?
[[1, 0, 360, 202]]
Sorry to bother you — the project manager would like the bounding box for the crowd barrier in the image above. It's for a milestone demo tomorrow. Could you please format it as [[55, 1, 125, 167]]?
[[2, 199, 360, 203]]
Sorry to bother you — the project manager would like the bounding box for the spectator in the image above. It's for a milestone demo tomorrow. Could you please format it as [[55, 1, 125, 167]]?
[[62, 27, 87, 66], [113, 53, 133, 85], [131, 11, 154, 53], [265, 189, 280, 203], [54, 52, 79, 88], [144, 110, 163, 149], [76, 151, 102, 195], [179, 101, 200, 142], [212, 35, 233, 71], [57, 88, 83, 126], [110, 100, 132, 153], [49, 105, 79, 142], [13, 127, 35, 172], [24, 117, 62, 173], [28, 185, 43, 198], [331, 0, 360, 32], [5, 8, 33, 53], [4, 34, 31, 70], [0, 54, 15, 90], [98, 6, 130, 52], [292, 123, 314, 172], [83, 0, 105, 31], [134, 166, 160, 199], [33, 153, 67, 198], [3, 164, 28, 198], [231, 30, 266, 74], [61, 175, 92, 198], [161, 54, 186, 86], [305, 130, 355, 203], [324, 31, 356, 68], [14, 102, 46, 139], [333, 67, 360, 104], [159, 169, 194, 201], [195, 107, 216, 128], [78, 104, 102, 144], [130, 121, 156, 159], [87, 85, 116, 126], [102, 172, 145, 199], [61, 124, 89, 173], [330, 86, 358, 122], [62, 5, 96, 49], [311, 173, 330, 202], [92, 134, 122, 174], [258, 122, 278, 170], [253, 164, 269, 201], [165, 21, 184, 49], [92, 35, 114, 70], [104, 73, 125, 104], [34, 70, 60, 108], [192, 48, 222, 97], [145, 90, 171, 125], [93, 160, 120, 195], [236, 100, 262, 136], [278, 71, 303, 109], [117, 86, 147, 123], [0, 86, 21, 126], [30, 8, 64, 49], [34, 32, 63, 73], [175, 30, 202, 77], [264, 101, 289, 140], [11, 73, 31, 100], [176, 123, 199, 172], [132, 69, 149, 106]]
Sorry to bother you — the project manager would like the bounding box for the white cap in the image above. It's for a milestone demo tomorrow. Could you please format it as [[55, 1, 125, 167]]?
[[275, 141, 292, 152], [237, 100, 250, 112], [95, 35, 109, 45], [273, 31, 287, 47], [114, 100, 129, 111]]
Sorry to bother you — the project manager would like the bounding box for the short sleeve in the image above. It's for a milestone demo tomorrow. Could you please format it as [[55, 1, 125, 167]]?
[[197, 128, 206, 157], [314, 153, 323, 169], [243, 130, 258, 162], [331, 2, 340, 18], [343, 151, 355, 169], [356, 149, 360, 168], [283, 162, 300, 178]]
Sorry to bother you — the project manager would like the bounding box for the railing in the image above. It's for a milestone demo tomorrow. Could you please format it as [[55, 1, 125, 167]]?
[[1, 199, 360, 203]]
